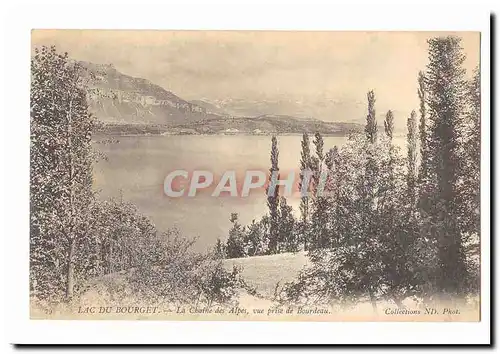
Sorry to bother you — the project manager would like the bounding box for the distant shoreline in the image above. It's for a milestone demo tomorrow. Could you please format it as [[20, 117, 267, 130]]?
[[93, 131, 355, 138], [93, 131, 407, 139]]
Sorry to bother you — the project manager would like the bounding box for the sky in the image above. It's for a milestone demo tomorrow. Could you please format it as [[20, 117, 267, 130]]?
[[32, 30, 480, 130]]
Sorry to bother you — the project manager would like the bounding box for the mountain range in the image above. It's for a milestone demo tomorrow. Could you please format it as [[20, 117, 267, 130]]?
[[82, 61, 364, 136]]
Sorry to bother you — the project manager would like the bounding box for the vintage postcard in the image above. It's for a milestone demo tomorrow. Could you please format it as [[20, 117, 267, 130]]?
[[28, 29, 482, 325]]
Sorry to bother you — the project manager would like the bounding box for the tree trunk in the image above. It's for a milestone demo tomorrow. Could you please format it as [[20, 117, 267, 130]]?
[[393, 296, 404, 309], [66, 238, 76, 300], [369, 289, 378, 314]]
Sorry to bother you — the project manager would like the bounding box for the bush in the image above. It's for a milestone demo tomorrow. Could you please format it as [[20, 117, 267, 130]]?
[[197, 263, 241, 306], [128, 229, 241, 306]]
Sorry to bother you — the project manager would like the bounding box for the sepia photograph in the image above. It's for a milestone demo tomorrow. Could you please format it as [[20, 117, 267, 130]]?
[[2, 1, 492, 346], [29, 29, 482, 322]]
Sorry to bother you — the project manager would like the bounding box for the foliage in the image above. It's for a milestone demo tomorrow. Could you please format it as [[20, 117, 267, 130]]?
[[277, 197, 299, 252], [213, 238, 226, 259], [31, 46, 242, 307], [365, 90, 377, 143], [424, 36, 469, 297], [460, 67, 481, 241], [30, 46, 96, 300], [310, 132, 331, 249], [198, 263, 241, 306], [120, 228, 242, 305], [225, 213, 246, 259], [406, 110, 418, 208], [281, 36, 480, 308], [384, 110, 394, 139], [298, 132, 312, 250], [266, 135, 280, 254], [282, 133, 420, 307], [243, 219, 268, 256]]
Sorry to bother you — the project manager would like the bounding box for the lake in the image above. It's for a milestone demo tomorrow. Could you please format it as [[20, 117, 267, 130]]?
[[94, 134, 406, 252]]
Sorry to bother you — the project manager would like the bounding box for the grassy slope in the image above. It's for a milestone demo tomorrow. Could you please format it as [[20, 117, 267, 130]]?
[[32, 251, 480, 320], [223, 251, 310, 299]]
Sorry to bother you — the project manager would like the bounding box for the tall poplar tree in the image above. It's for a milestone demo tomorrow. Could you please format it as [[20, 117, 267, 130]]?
[[417, 71, 431, 207], [384, 110, 394, 140], [406, 110, 418, 208], [425, 36, 468, 297], [365, 90, 378, 144], [266, 135, 280, 254], [327, 146, 342, 247], [311, 132, 329, 249], [384, 109, 397, 191], [298, 132, 312, 249]]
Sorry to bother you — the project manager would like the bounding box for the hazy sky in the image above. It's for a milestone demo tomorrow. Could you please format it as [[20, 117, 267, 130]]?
[[32, 30, 480, 130]]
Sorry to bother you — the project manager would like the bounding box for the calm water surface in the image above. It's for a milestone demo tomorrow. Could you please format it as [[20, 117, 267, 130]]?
[[94, 135, 405, 251]]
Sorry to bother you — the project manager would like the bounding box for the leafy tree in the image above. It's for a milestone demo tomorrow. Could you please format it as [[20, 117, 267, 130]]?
[[30, 46, 244, 309], [298, 132, 312, 250], [384, 110, 394, 139], [30, 46, 96, 300], [87, 197, 160, 276], [378, 110, 419, 307], [310, 132, 330, 249], [365, 90, 378, 143], [291, 93, 410, 310], [266, 135, 280, 254], [278, 197, 299, 252], [257, 215, 271, 255], [198, 263, 241, 307], [131, 228, 241, 306], [362, 91, 380, 312], [382, 109, 397, 196], [413, 70, 442, 300], [333, 132, 388, 310], [424, 36, 469, 298], [214, 238, 226, 259], [284, 135, 406, 309], [324, 146, 342, 248], [283, 37, 479, 309], [363, 91, 380, 254], [313, 132, 325, 163], [417, 71, 432, 213], [226, 213, 246, 258], [243, 219, 265, 256], [406, 110, 418, 208]]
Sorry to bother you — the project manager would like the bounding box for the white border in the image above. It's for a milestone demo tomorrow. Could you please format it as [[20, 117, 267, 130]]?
[[2, 0, 492, 345]]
